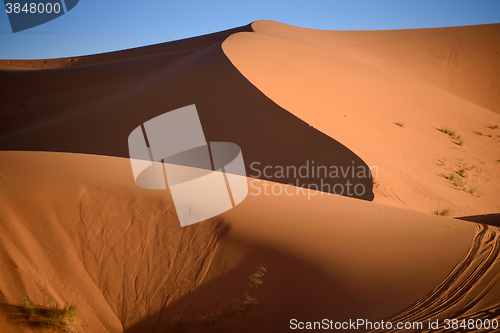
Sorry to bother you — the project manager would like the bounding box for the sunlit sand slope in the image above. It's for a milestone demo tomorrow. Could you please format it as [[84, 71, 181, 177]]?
[[223, 20, 500, 216], [1, 151, 493, 333], [0, 24, 374, 200]]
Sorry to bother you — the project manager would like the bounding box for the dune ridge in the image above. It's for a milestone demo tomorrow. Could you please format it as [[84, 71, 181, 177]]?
[[0, 20, 499, 332], [0, 25, 253, 69], [0, 23, 375, 200], [249, 20, 500, 115], [0, 151, 485, 332], [222, 20, 500, 216]]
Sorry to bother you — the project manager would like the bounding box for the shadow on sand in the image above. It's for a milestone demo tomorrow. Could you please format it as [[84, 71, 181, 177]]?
[[121, 219, 369, 333], [456, 213, 500, 228], [0, 26, 373, 201]]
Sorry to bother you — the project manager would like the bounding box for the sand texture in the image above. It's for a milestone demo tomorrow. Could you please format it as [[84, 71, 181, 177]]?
[[1, 21, 499, 332]]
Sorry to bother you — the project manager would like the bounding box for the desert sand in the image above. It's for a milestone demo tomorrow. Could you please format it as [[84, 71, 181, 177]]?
[[0, 21, 499, 332], [223, 20, 500, 216]]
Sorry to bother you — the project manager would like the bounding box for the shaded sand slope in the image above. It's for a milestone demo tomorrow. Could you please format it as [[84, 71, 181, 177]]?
[[2, 152, 499, 333], [458, 213, 500, 228], [223, 20, 500, 216], [0, 26, 373, 199], [1, 21, 499, 333]]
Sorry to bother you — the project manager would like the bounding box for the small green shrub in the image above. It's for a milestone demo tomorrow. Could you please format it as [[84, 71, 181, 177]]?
[[442, 171, 482, 197], [23, 296, 77, 333], [198, 265, 267, 327], [199, 308, 225, 327], [239, 293, 259, 308], [395, 122, 405, 128], [457, 169, 466, 178], [439, 126, 455, 136], [476, 131, 492, 137], [246, 266, 267, 289], [432, 207, 450, 216], [447, 172, 465, 189], [463, 185, 482, 197], [439, 126, 464, 146]]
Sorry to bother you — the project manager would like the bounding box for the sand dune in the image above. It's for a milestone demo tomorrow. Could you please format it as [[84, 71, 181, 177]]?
[[242, 21, 500, 115], [0, 25, 373, 200], [223, 20, 500, 217], [2, 151, 497, 333], [0, 20, 499, 333]]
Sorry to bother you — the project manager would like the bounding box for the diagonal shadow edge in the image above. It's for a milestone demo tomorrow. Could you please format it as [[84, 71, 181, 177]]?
[[0, 27, 374, 201]]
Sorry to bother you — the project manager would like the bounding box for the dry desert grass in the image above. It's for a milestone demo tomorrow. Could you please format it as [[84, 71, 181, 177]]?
[[1, 20, 500, 333], [431, 207, 450, 216], [7, 296, 79, 333]]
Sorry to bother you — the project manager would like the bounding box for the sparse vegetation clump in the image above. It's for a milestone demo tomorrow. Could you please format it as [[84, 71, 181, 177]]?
[[439, 126, 464, 146], [432, 207, 450, 216], [198, 265, 267, 327], [173, 265, 268, 331], [233, 293, 260, 313], [439, 126, 455, 136], [487, 125, 498, 130], [199, 308, 225, 328], [437, 157, 487, 198], [23, 296, 77, 333], [437, 158, 446, 167], [246, 266, 267, 289], [445, 172, 465, 190], [171, 314, 190, 333], [463, 185, 482, 197], [395, 122, 405, 128], [456, 169, 466, 178], [440, 171, 483, 197], [475, 131, 492, 137]]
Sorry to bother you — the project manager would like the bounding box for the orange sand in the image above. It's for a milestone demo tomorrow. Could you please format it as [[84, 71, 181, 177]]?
[[1, 21, 499, 332]]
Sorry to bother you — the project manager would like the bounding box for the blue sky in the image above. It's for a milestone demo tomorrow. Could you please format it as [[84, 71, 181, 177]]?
[[1, 0, 499, 59]]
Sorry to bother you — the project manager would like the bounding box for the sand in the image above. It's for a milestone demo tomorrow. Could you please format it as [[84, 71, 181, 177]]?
[[0, 20, 499, 332], [223, 20, 500, 217]]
